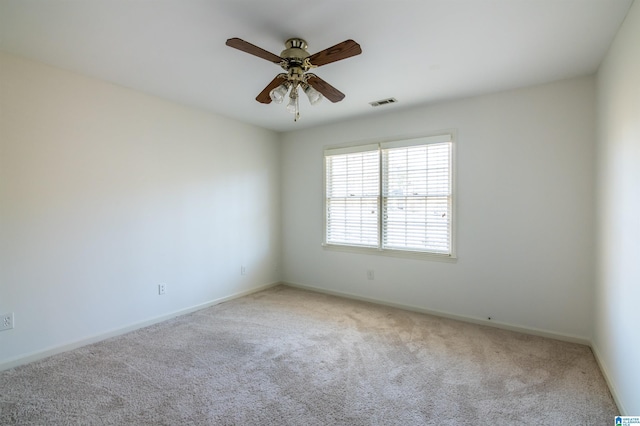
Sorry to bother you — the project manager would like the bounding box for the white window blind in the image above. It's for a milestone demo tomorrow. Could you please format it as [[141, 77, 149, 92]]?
[[325, 147, 379, 247], [325, 135, 453, 256], [382, 142, 452, 253]]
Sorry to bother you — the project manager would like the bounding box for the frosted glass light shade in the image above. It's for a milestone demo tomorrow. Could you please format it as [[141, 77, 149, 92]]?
[[286, 92, 298, 114], [269, 82, 290, 104], [303, 84, 323, 105]]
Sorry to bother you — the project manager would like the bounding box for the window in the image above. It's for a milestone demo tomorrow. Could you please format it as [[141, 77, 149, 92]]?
[[324, 134, 454, 257]]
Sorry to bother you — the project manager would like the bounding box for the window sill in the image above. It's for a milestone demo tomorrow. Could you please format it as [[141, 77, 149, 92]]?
[[321, 243, 457, 263]]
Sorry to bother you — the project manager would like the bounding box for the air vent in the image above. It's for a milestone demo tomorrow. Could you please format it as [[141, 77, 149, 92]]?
[[369, 98, 398, 107]]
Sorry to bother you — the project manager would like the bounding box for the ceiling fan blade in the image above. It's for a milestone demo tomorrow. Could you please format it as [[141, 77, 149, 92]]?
[[307, 39, 362, 67], [306, 75, 345, 103], [256, 75, 286, 104], [226, 38, 283, 64]]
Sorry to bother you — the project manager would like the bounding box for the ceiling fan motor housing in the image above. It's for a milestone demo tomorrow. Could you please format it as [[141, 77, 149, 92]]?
[[280, 38, 310, 67]]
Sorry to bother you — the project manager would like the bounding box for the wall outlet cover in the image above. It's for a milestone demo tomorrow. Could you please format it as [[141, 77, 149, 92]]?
[[1, 312, 14, 331]]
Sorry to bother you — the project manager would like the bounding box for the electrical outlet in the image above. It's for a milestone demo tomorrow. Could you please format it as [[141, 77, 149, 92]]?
[[241, 266, 246, 276], [367, 270, 375, 280], [158, 283, 166, 295], [0, 313, 14, 331]]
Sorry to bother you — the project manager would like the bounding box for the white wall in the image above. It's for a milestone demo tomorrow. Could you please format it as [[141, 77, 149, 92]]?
[[281, 77, 596, 341], [594, 0, 640, 415], [0, 52, 281, 366]]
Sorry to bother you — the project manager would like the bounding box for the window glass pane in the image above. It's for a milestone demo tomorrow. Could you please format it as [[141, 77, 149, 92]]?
[[383, 196, 450, 252], [326, 197, 379, 246], [382, 142, 451, 253], [326, 150, 379, 247]]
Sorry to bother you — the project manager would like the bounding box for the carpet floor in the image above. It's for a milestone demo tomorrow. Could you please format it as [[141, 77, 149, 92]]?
[[0, 285, 617, 425]]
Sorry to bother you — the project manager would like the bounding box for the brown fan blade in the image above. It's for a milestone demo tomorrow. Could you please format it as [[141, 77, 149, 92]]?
[[307, 39, 362, 67], [226, 38, 283, 64], [306, 75, 345, 103], [256, 75, 286, 104]]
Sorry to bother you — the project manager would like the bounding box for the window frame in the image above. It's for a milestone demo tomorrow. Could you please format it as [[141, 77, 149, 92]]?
[[322, 133, 456, 261]]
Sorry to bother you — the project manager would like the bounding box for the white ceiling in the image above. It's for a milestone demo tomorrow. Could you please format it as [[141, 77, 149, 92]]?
[[0, 0, 633, 132]]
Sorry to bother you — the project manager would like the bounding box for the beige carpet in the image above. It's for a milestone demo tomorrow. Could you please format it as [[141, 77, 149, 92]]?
[[0, 285, 617, 425]]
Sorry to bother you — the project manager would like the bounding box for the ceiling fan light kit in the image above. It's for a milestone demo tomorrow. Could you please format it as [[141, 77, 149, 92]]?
[[226, 37, 362, 121]]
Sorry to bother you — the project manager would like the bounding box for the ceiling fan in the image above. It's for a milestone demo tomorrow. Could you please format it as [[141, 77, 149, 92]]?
[[225, 37, 362, 121]]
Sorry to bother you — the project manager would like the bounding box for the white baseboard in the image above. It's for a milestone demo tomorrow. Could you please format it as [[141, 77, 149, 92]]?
[[590, 342, 626, 415], [0, 281, 280, 372], [282, 281, 591, 346]]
